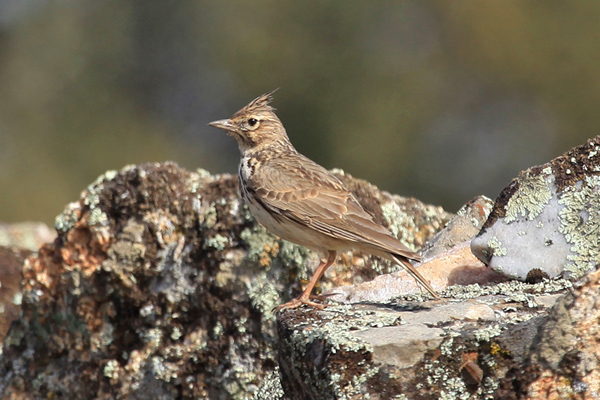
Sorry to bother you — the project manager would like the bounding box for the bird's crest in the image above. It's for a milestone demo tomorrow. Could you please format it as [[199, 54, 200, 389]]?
[[244, 88, 279, 113]]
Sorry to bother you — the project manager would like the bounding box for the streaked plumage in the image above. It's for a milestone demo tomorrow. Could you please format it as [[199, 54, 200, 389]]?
[[209, 90, 437, 309]]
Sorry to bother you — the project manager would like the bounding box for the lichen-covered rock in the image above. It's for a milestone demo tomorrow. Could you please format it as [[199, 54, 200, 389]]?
[[327, 240, 508, 304], [252, 368, 286, 400], [0, 246, 31, 343], [277, 280, 572, 400], [0, 162, 448, 400], [496, 265, 600, 399], [422, 195, 493, 260], [471, 136, 600, 281], [327, 196, 503, 303]]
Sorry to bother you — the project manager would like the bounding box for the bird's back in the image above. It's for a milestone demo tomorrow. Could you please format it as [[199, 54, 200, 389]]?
[[242, 147, 421, 261]]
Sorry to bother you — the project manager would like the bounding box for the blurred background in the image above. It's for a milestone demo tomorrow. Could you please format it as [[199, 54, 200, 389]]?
[[1, 1, 599, 225]]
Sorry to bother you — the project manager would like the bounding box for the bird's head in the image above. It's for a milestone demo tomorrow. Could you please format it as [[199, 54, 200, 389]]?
[[208, 89, 290, 153]]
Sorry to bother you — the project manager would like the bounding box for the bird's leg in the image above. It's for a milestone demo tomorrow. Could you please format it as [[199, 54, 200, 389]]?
[[277, 251, 337, 310]]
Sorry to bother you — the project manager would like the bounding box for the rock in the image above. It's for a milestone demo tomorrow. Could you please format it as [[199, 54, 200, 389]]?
[[277, 279, 571, 400], [252, 368, 286, 400], [0, 162, 449, 400], [0, 246, 31, 343], [421, 195, 494, 260], [327, 241, 507, 303], [496, 266, 600, 399], [471, 136, 600, 281], [0, 223, 54, 346], [328, 196, 504, 303], [0, 222, 56, 251], [352, 324, 446, 369]]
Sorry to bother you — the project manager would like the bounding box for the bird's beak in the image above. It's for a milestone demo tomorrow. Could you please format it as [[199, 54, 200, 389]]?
[[208, 119, 235, 131]]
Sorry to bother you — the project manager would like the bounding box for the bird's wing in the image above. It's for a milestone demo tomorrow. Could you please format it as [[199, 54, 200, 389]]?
[[248, 153, 420, 261]]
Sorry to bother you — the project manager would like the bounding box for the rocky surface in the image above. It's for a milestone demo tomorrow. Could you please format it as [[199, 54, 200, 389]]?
[[3, 144, 599, 399], [0, 162, 450, 400], [496, 265, 600, 399], [327, 241, 508, 304], [278, 278, 573, 400], [471, 136, 600, 281], [0, 222, 55, 252], [421, 195, 494, 260], [0, 246, 32, 343], [275, 136, 600, 400], [327, 196, 506, 303], [0, 223, 53, 346]]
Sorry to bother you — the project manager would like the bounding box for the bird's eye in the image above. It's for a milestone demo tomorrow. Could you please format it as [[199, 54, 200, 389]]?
[[248, 118, 258, 127]]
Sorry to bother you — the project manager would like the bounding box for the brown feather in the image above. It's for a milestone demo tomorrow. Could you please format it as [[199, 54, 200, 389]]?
[[209, 90, 438, 304], [248, 152, 422, 262]]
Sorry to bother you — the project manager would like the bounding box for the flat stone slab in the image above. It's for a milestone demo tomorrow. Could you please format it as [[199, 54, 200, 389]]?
[[276, 279, 571, 400]]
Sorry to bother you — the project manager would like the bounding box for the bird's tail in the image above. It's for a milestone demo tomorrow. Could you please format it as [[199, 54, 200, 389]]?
[[391, 254, 439, 299]]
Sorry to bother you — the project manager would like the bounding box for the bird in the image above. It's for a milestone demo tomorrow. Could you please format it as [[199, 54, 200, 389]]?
[[208, 90, 438, 309]]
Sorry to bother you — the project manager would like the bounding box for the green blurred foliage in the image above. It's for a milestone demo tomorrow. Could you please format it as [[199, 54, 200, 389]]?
[[0, 0, 598, 224]]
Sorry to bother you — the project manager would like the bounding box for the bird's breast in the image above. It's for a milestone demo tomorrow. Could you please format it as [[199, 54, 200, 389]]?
[[239, 155, 259, 181]]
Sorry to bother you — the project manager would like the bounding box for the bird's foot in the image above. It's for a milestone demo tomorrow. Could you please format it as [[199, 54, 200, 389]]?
[[275, 295, 328, 311]]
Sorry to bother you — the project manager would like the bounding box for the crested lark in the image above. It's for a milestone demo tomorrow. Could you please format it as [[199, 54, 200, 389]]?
[[209, 90, 438, 309]]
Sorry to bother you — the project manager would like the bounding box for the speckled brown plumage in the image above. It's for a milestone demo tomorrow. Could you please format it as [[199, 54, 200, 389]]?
[[209, 90, 437, 309]]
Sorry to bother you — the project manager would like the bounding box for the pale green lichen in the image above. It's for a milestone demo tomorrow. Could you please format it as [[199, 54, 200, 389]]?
[[188, 168, 214, 197], [204, 204, 218, 229], [90, 321, 115, 351], [144, 328, 163, 351], [504, 173, 553, 223], [186, 328, 209, 352], [103, 359, 120, 380], [195, 168, 212, 179], [151, 356, 178, 382], [246, 271, 279, 322], [203, 234, 229, 250], [480, 353, 497, 369], [311, 305, 404, 331], [55, 166, 131, 231], [558, 175, 600, 278], [81, 169, 123, 229], [212, 321, 224, 339], [439, 377, 470, 400], [240, 225, 278, 262], [380, 200, 419, 252], [369, 258, 393, 275], [486, 237, 507, 257], [474, 325, 502, 342], [292, 319, 371, 354], [333, 363, 380, 398], [277, 240, 312, 270], [440, 337, 454, 356], [89, 207, 109, 227], [240, 222, 314, 294], [483, 376, 500, 393], [170, 327, 182, 341], [55, 202, 81, 232], [440, 279, 571, 301], [252, 369, 285, 400], [225, 350, 267, 400]]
